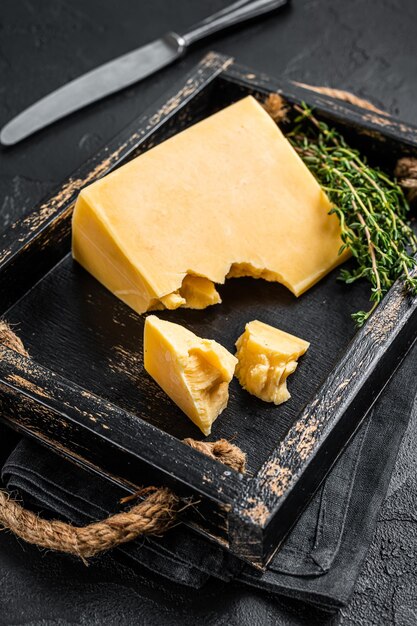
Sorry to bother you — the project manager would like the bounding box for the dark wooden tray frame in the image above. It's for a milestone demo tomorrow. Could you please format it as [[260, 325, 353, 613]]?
[[1, 52, 416, 567]]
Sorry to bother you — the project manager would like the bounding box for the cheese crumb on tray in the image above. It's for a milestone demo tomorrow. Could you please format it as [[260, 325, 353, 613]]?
[[235, 320, 309, 405], [144, 315, 237, 436]]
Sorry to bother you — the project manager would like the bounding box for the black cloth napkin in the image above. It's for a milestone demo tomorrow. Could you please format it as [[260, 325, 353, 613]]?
[[2, 341, 416, 609]]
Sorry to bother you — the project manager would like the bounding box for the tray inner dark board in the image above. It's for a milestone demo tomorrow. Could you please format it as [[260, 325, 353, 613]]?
[[5, 252, 371, 475]]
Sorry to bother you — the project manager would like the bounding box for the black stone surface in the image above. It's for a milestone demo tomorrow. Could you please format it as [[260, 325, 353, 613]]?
[[1, 0, 416, 623]]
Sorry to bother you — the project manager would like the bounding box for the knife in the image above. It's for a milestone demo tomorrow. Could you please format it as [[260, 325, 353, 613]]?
[[0, 0, 288, 146]]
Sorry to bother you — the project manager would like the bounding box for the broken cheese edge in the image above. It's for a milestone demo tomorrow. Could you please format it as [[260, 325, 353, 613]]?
[[235, 320, 309, 405], [144, 315, 237, 436], [72, 96, 349, 315]]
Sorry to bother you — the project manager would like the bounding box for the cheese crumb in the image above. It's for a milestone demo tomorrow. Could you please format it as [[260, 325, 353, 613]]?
[[235, 320, 309, 404]]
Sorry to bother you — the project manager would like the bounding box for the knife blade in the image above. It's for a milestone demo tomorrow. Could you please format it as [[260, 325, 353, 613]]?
[[0, 0, 288, 146], [0, 34, 185, 146]]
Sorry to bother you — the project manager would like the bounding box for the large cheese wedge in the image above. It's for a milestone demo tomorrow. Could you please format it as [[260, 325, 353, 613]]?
[[144, 315, 237, 436], [72, 96, 349, 314], [235, 320, 309, 405]]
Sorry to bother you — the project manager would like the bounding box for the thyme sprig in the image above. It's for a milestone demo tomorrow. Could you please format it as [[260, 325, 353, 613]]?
[[287, 104, 417, 326]]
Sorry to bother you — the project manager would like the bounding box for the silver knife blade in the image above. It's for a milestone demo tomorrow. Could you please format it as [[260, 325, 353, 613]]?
[[0, 33, 185, 146]]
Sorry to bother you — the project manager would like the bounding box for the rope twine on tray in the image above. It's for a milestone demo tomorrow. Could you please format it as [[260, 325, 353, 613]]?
[[0, 84, 416, 561]]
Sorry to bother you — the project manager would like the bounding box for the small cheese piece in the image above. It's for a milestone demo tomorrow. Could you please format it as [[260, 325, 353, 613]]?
[[235, 320, 309, 405], [144, 315, 237, 436], [72, 96, 349, 315], [178, 275, 222, 309]]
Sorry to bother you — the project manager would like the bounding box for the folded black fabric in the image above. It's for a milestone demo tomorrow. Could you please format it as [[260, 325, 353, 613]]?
[[2, 342, 416, 608]]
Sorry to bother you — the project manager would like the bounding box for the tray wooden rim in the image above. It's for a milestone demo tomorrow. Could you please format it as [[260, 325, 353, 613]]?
[[1, 52, 416, 566]]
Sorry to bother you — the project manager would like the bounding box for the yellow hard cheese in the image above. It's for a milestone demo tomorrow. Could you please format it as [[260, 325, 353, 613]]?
[[72, 95, 349, 315], [235, 320, 309, 405], [144, 315, 237, 436]]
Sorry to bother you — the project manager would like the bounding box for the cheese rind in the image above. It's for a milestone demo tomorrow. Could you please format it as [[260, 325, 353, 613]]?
[[144, 316, 237, 436], [235, 320, 309, 404], [72, 96, 349, 315]]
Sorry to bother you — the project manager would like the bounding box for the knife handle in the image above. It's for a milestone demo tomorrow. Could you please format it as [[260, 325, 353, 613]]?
[[179, 0, 289, 48]]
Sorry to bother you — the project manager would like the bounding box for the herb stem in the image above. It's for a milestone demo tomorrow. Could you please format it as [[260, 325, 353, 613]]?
[[357, 211, 381, 294]]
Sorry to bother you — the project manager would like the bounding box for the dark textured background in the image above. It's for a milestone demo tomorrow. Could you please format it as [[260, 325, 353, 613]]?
[[1, 1, 417, 624]]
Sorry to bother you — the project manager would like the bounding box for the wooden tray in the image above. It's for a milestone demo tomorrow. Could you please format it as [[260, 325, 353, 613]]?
[[1, 52, 416, 568]]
